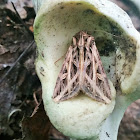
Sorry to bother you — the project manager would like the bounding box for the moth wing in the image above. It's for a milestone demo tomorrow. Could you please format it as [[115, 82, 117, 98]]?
[[53, 43, 80, 102], [83, 39, 111, 104]]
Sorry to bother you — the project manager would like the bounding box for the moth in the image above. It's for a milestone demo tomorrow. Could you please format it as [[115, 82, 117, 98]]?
[[53, 31, 111, 104]]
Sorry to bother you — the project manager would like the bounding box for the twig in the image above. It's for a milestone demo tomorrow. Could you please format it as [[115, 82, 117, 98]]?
[[31, 102, 40, 117], [33, 91, 39, 105], [0, 41, 35, 84], [11, 2, 34, 38]]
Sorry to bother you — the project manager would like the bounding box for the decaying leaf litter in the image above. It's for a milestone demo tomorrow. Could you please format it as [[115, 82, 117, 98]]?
[[0, 0, 140, 140]]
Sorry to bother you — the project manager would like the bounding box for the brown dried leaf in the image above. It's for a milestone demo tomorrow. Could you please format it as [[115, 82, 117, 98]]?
[[118, 100, 140, 140], [50, 126, 69, 140], [0, 44, 9, 55], [22, 102, 51, 140]]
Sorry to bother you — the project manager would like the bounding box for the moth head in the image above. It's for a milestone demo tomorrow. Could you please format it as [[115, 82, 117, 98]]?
[[33, 0, 140, 139]]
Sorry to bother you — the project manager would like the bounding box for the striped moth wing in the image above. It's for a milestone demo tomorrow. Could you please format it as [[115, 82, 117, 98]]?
[[53, 31, 111, 104]]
